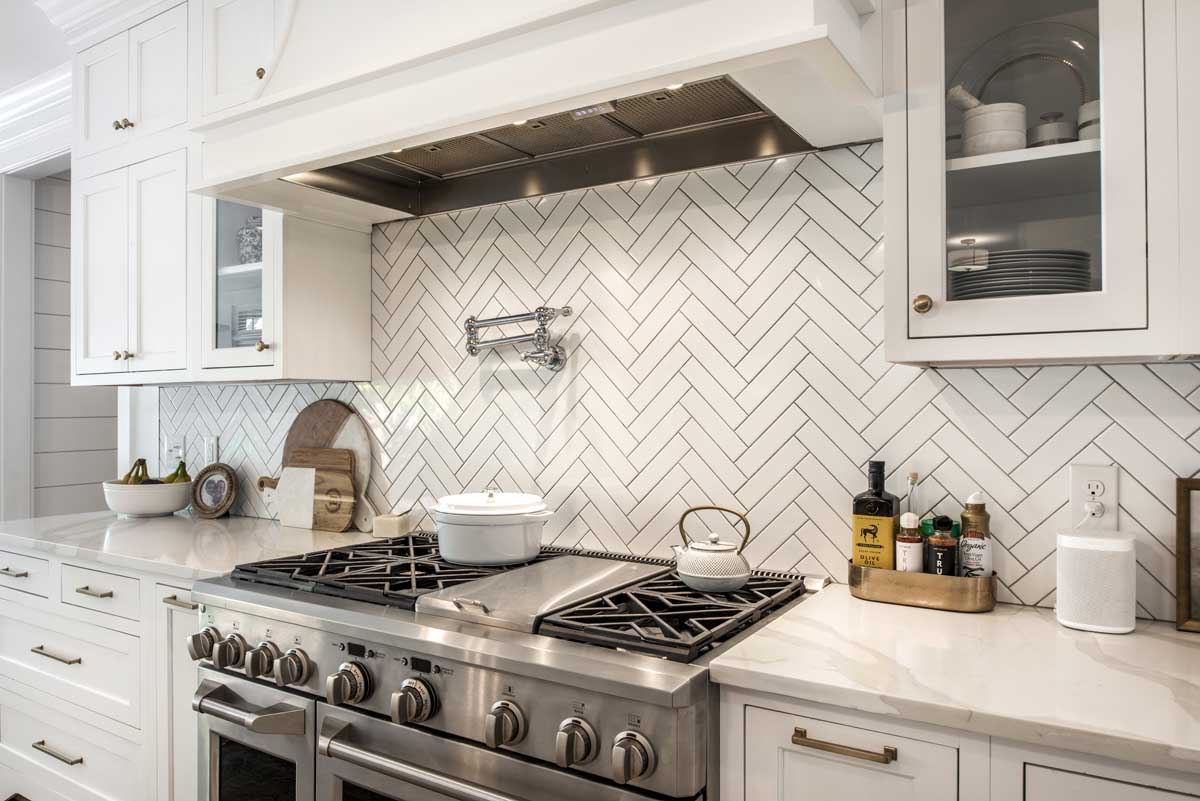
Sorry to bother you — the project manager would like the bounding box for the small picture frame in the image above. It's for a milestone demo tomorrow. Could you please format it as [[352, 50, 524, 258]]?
[[1175, 478, 1200, 632], [192, 463, 238, 519]]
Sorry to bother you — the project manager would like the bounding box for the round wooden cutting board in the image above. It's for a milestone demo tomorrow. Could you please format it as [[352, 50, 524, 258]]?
[[282, 400, 376, 531]]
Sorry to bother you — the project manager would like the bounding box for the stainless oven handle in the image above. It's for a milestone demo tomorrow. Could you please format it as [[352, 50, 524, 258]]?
[[192, 678, 306, 735], [319, 718, 521, 801]]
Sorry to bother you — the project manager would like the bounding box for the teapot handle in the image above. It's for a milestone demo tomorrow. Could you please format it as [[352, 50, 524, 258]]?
[[678, 506, 751, 554]]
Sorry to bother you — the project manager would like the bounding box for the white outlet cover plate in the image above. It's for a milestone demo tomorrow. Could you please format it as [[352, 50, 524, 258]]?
[[1069, 464, 1119, 531]]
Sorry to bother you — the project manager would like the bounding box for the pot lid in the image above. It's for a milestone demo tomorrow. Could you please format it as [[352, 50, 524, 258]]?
[[686, 533, 740, 552], [433, 486, 546, 515]]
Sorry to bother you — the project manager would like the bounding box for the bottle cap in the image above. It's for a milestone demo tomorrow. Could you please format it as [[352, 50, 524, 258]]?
[[952, 521, 961, 538], [868, 460, 885, 474], [933, 515, 954, 532], [900, 512, 919, 529], [908, 471, 919, 482], [921, 519, 935, 536], [966, 491, 986, 505]]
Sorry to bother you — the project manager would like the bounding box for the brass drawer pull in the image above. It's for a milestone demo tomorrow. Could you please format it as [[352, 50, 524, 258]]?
[[791, 728, 898, 764], [31, 645, 82, 666], [32, 739, 84, 766], [162, 594, 199, 611], [76, 585, 113, 599], [0, 566, 29, 578]]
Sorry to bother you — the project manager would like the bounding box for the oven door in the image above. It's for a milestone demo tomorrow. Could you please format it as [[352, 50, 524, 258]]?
[[195, 667, 317, 801], [316, 703, 698, 801]]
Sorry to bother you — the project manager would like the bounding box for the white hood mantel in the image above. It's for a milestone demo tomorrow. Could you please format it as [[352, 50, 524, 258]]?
[[195, 0, 881, 228]]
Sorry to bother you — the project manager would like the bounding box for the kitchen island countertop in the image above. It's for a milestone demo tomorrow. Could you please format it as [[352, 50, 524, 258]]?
[[711, 584, 1200, 776], [0, 510, 373, 581]]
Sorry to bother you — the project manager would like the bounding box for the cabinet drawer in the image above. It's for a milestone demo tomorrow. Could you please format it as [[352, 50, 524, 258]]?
[[0, 599, 140, 727], [0, 549, 51, 597], [1025, 765, 1198, 800], [61, 563, 141, 621], [0, 700, 137, 801], [744, 705, 958, 800]]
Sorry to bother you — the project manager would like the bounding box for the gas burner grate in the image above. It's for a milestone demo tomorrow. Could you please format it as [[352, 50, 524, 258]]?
[[537, 571, 807, 663], [231, 533, 568, 610]]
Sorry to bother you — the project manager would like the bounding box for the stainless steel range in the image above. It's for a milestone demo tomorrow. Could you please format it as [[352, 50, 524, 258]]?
[[187, 534, 822, 801]]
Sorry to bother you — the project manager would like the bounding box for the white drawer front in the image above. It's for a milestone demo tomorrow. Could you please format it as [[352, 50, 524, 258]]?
[[0, 700, 137, 801], [0, 599, 140, 727], [0, 549, 51, 597], [61, 563, 141, 621]]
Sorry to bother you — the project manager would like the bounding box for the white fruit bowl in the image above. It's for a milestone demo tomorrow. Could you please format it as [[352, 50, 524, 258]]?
[[103, 480, 193, 517]]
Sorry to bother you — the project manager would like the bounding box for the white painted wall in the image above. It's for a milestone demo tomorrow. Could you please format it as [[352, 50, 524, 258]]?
[[0, 1, 68, 92], [32, 173, 117, 515]]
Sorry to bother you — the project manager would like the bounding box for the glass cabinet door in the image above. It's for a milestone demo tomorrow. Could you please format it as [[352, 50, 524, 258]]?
[[906, 0, 1147, 339], [202, 198, 276, 368]]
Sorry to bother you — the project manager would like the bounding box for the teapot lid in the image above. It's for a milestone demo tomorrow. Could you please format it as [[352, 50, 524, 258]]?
[[688, 532, 739, 552]]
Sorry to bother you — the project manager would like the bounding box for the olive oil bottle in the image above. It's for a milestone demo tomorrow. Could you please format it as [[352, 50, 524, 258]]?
[[851, 461, 899, 570]]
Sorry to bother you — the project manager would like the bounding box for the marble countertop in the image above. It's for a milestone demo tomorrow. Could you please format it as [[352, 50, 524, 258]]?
[[0, 511, 373, 582], [711, 585, 1200, 775]]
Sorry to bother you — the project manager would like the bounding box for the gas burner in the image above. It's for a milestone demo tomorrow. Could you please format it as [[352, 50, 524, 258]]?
[[231, 533, 568, 609], [537, 571, 807, 662]]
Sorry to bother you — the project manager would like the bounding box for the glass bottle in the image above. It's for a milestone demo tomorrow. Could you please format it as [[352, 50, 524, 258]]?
[[851, 461, 900, 570]]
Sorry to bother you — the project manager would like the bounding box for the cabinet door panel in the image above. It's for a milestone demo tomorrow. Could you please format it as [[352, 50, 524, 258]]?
[[128, 150, 188, 372], [75, 32, 129, 156], [202, 0, 275, 114], [1026, 766, 1197, 801], [73, 169, 129, 375], [200, 198, 276, 368], [128, 3, 188, 138], [744, 705, 958, 801], [156, 584, 200, 801]]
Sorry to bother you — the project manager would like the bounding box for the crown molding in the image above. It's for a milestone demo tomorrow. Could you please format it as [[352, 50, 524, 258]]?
[[0, 63, 71, 174], [35, 0, 166, 48]]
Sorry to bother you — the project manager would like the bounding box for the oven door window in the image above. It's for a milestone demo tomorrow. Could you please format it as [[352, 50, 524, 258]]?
[[219, 737, 297, 801], [342, 784, 404, 801]]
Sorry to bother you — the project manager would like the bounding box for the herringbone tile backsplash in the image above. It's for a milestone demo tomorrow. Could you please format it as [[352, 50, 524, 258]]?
[[161, 143, 1195, 620]]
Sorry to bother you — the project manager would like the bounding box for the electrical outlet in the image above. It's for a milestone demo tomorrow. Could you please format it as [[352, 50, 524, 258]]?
[[204, 435, 220, 465], [163, 438, 184, 462], [1069, 464, 1118, 531]]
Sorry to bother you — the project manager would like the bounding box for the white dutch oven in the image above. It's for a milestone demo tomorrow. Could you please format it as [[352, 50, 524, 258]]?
[[431, 487, 554, 565]]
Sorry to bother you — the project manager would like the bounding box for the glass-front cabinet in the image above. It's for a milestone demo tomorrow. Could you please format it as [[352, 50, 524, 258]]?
[[883, 0, 1179, 363], [201, 198, 277, 368]]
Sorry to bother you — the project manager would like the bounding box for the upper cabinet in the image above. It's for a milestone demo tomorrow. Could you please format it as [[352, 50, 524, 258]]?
[[884, 0, 1192, 364], [198, 0, 294, 117], [74, 4, 188, 158]]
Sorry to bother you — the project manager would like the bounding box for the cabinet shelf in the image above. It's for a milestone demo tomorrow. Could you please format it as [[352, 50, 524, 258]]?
[[947, 139, 1101, 207]]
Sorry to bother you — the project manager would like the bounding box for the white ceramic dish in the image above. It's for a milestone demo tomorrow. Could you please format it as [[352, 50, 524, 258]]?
[[431, 488, 554, 565], [962, 102, 1026, 155], [103, 480, 193, 517]]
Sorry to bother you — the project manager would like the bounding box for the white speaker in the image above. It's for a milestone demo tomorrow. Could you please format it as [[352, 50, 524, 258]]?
[[1055, 532, 1136, 633]]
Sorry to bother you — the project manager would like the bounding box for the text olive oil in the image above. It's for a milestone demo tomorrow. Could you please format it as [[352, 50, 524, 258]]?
[[851, 461, 899, 570]]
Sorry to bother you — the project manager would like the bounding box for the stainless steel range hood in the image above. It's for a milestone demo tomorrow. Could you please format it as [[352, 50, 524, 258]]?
[[281, 77, 812, 217]]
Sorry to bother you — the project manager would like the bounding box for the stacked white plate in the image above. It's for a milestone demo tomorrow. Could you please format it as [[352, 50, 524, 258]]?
[[948, 249, 1093, 300]]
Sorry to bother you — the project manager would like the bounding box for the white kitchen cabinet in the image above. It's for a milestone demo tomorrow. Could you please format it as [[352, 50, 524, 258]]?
[[992, 739, 1200, 800], [744, 705, 959, 801], [883, 0, 1192, 364], [198, 196, 371, 381], [155, 585, 199, 801], [73, 150, 188, 378], [73, 4, 188, 159], [199, 0, 294, 116]]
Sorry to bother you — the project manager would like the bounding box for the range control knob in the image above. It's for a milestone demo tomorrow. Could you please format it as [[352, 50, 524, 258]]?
[[185, 627, 220, 661], [390, 678, 437, 724], [485, 700, 526, 748], [244, 641, 281, 679], [555, 717, 598, 768], [325, 662, 371, 706], [611, 731, 657, 785], [273, 648, 314, 688], [210, 633, 248, 670]]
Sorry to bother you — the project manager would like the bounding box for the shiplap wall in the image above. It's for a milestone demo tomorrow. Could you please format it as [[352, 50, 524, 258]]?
[[33, 174, 116, 515], [161, 146, 1188, 619]]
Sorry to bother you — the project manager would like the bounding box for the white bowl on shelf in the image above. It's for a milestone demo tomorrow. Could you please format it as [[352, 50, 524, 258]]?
[[962, 102, 1026, 156], [103, 480, 192, 517]]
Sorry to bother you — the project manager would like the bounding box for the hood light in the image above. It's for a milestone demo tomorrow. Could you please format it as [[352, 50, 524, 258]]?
[[666, 83, 684, 90]]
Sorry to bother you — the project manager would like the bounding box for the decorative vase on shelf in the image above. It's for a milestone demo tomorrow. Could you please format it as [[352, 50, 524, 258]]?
[[236, 216, 263, 264]]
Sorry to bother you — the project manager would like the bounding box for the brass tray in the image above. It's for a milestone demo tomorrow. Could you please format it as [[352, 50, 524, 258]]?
[[848, 562, 996, 613]]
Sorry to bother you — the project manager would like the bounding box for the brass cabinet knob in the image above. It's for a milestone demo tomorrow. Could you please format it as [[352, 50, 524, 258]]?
[[121, 118, 134, 129], [256, 67, 266, 79], [255, 340, 269, 352], [912, 294, 934, 314], [122, 351, 133, 360], [112, 351, 122, 360], [112, 120, 122, 130]]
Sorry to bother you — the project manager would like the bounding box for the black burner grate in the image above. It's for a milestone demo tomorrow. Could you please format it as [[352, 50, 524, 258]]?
[[231, 533, 567, 609], [537, 571, 807, 663]]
